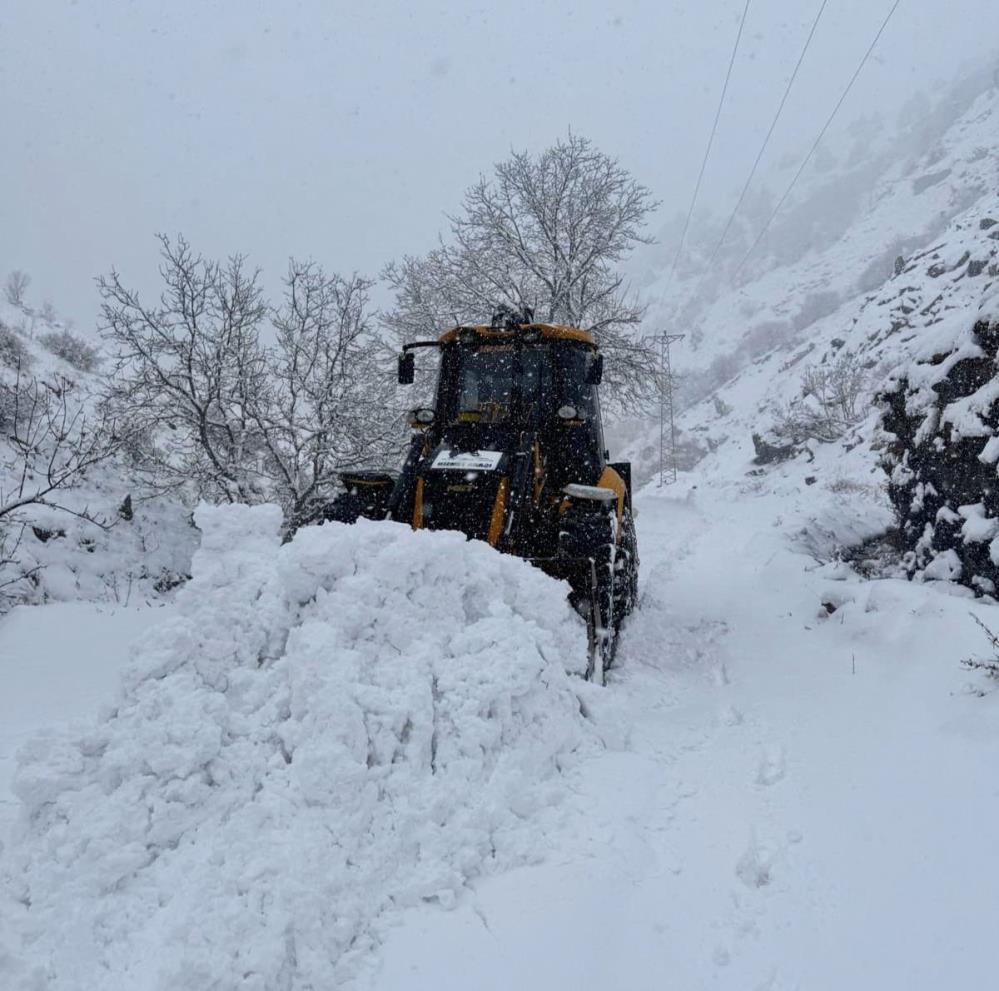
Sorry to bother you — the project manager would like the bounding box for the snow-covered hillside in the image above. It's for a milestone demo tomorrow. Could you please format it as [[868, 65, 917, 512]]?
[[642, 63, 998, 365], [633, 61, 998, 313], [623, 80, 998, 500]]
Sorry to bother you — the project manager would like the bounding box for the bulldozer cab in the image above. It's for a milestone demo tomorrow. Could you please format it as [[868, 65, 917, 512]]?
[[433, 329, 606, 485], [391, 319, 624, 551]]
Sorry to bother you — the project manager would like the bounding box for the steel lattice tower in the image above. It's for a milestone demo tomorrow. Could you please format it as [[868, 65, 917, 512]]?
[[657, 333, 684, 486]]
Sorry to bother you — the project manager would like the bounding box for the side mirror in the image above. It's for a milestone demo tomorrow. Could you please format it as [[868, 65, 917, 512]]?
[[398, 351, 415, 385], [586, 353, 603, 385]]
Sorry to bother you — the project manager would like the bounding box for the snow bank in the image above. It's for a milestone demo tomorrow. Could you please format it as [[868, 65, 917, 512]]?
[[0, 505, 592, 990]]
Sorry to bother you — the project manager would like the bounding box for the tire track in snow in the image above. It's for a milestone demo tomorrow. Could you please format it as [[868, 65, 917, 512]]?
[[613, 491, 804, 986]]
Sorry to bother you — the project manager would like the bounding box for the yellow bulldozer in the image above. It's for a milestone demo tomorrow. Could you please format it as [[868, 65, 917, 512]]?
[[328, 307, 638, 682]]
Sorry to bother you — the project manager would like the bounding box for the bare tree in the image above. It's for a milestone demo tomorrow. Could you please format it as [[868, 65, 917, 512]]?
[[40, 329, 102, 372], [99, 235, 271, 504], [383, 135, 661, 412], [4, 270, 31, 307], [252, 262, 400, 530], [100, 236, 400, 528]]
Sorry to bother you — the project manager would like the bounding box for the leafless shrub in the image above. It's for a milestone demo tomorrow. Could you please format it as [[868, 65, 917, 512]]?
[[0, 325, 33, 370], [772, 354, 869, 445], [40, 330, 102, 373], [961, 614, 999, 679], [0, 523, 42, 605], [825, 474, 876, 496], [4, 270, 31, 307], [383, 134, 660, 414]]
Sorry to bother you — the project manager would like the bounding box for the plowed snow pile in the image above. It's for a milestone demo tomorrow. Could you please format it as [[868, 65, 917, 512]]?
[[0, 505, 593, 990]]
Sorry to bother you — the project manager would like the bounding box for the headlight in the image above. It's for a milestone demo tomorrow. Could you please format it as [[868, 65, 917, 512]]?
[[557, 404, 579, 420]]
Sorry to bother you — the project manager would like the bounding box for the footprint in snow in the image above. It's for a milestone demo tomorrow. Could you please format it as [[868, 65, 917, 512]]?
[[735, 831, 777, 889], [755, 745, 785, 787], [721, 704, 744, 727]]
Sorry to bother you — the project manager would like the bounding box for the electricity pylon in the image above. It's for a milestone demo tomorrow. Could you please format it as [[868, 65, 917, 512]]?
[[656, 333, 684, 486]]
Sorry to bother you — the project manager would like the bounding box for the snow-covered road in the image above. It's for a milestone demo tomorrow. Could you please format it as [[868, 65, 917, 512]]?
[[357, 485, 999, 991]]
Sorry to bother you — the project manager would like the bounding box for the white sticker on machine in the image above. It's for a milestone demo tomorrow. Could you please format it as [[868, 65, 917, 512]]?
[[431, 450, 503, 471]]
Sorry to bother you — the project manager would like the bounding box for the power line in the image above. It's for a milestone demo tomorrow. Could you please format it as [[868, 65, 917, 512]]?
[[668, 0, 753, 282], [731, 0, 905, 281], [702, 0, 830, 272]]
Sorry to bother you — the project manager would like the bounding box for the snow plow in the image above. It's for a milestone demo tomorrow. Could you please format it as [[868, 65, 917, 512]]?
[[329, 307, 638, 682]]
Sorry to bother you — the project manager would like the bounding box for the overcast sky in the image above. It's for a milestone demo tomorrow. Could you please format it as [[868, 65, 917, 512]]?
[[2, 0, 997, 326]]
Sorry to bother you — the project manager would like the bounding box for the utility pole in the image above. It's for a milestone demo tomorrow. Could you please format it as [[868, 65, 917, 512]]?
[[656, 333, 684, 486]]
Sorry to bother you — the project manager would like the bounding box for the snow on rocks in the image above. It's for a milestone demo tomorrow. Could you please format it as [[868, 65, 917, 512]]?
[[882, 303, 999, 591], [0, 505, 594, 990]]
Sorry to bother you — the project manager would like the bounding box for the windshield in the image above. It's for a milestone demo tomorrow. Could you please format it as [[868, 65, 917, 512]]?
[[448, 345, 546, 423], [438, 340, 598, 428]]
